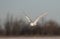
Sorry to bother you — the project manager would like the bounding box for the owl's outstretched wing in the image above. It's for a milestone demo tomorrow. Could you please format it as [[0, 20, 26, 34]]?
[[33, 12, 48, 24], [25, 16, 31, 22]]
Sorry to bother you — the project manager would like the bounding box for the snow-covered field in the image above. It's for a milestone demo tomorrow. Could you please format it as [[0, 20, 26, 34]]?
[[0, 36, 60, 39]]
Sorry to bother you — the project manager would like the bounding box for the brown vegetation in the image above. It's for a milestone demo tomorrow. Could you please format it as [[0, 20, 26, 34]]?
[[0, 14, 60, 36]]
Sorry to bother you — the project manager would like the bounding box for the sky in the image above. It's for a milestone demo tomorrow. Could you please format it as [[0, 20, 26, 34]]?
[[0, 0, 60, 24]]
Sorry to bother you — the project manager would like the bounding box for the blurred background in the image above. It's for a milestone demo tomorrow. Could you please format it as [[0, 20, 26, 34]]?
[[0, 0, 60, 36]]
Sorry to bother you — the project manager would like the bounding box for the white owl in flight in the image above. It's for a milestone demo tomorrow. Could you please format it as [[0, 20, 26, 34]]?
[[25, 12, 48, 26]]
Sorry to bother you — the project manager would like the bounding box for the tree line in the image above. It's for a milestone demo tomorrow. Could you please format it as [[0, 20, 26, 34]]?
[[0, 14, 60, 36]]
